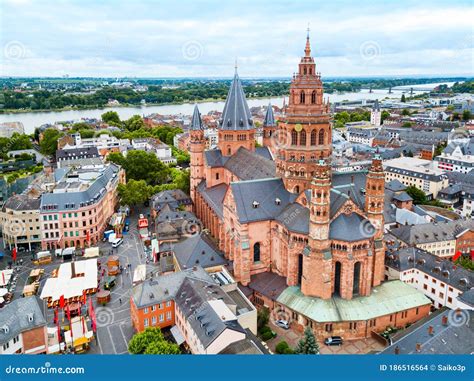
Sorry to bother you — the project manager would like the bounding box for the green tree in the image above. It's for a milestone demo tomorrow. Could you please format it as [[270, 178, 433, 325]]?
[[433, 142, 447, 157], [118, 179, 153, 207], [295, 327, 319, 354], [101, 111, 121, 126], [40, 129, 63, 156], [125, 115, 146, 131], [275, 340, 294, 354], [9, 133, 33, 151], [402, 109, 411, 116], [128, 327, 180, 354], [462, 110, 472, 121], [106, 152, 126, 167], [257, 307, 270, 331], [381, 110, 390, 123], [401, 94, 406, 103], [122, 150, 170, 186], [405, 185, 427, 205]]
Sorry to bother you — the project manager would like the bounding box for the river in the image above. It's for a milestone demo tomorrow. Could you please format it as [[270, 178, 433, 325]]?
[[0, 82, 454, 134]]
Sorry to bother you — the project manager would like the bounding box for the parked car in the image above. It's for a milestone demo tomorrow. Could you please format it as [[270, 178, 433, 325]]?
[[275, 319, 290, 330], [324, 336, 343, 346], [112, 238, 123, 248]]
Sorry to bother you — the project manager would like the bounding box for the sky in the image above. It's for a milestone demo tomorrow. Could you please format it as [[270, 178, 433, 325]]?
[[1, 0, 473, 78]]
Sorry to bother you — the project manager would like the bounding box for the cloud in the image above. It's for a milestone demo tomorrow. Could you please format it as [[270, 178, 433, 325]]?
[[1, 0, 473, 77]]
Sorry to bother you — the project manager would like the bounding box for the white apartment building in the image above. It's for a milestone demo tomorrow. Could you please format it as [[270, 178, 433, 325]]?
[[383, 157, 449, 198]]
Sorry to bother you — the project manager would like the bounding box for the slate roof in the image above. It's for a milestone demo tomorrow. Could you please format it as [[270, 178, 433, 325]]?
[[390, 219, 474, 245], [0, 296, 46, 345], [40, 164, 120, 212], [197, 181, 228, 218], [372, 99, 380, 111], [131, 266, 211, 308], [443, 137, 474, 155], [247, 271, 288, 301], [380, 309, 474, 354], [175, 277, 245, 349], [392, 192, 413, 202], [255, 146, 273, 161], [329, 212, 375, 242], [204, 149, 228, 168], [386, 179, 407, 192], [190, 104, 203, 131], [230, 178, 296, 224], [56, 146, 99, 160], [2, 194, 41, 211], [263, 103, 276, 127], [219, 71, 254, 131], [223, 147, 276, 180], [458, 288, 474, 307], [385, 247, 473, 292], [159, 233, 226, 270], [275, 203, 309, 234]]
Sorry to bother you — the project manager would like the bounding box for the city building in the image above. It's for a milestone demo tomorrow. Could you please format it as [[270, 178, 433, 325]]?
[[347, 125, 379, 146], [434, 138, 474, 174], [383, 157, 449, 198], [385, 247, 473, 309], [40, 164, 125, 250], [380, 309, 474, 354], [389, 219, 474, 259], [64, 133, 130, 157], [56, 146, 100, 168], [0, 297, 47, 354], [0, 122, 25, 138], [130, 266, 260, 354], [130, 138, 177, 165], [0, 194, 42, 251], [189, 35, 431, 340], [371, 99, 381, 127]]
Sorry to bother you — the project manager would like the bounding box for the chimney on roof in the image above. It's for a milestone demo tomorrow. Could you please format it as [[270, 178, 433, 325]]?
[[394, 346, 400, 355], [428, 325, 434, 335], [416, 343, 421, 352]]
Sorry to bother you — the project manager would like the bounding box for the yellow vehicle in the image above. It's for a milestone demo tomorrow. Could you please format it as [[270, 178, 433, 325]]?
[[32, 251, 52, 265]]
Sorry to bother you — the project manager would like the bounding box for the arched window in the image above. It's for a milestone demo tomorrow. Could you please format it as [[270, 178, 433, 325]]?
[[300, 91, 305, 104], [294, 185, 300, 194], [227, 146, 231, 155], [253, 242, 261, 262], [318, 129, 325, 145], [311, 90, 316, 104], [334, 262, 342, 296], [303, 67, 307, 75], [311, 130, 317, 145], [300, 130, 306, 146], [291, 129, 298, 145]]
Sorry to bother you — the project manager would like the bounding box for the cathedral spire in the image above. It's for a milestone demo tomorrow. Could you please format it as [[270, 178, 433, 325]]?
[[191, 104, 203, 130], [305, 26, 311, 57], [263, 103, 276, 127]]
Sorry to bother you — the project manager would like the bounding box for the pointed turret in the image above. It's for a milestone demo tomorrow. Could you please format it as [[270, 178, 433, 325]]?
[[262, 103, 276, 149], [263, 103, 275, 127], [217, 67, 256, 156], [191, 104, 203, 130], [220, 70, 253, 131]]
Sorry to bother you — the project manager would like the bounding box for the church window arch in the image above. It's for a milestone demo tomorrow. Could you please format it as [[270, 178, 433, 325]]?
[[253, 242, 261, 262], [300, 129, 306, 146], [291, 129, 298, 145], [311, 130, 317, 145], [300, 91, 305, 104], [311, 91, 316, 104], [318, 129, 325, 145]]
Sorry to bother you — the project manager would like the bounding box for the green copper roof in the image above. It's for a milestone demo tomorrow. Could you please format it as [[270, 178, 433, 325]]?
[[276, 280, 430, 323]]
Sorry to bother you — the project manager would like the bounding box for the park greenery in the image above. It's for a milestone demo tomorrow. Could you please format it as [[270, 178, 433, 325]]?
[[128, 327, 180, 354]]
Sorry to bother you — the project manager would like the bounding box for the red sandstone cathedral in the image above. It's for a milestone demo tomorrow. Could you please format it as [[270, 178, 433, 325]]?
[[189, 34, 430, 339]]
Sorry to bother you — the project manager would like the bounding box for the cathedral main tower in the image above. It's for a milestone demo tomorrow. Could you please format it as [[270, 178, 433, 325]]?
[[276, 32, 332, 194]]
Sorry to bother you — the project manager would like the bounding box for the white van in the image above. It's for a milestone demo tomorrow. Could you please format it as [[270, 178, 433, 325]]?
[[111, 238, 123, 248]]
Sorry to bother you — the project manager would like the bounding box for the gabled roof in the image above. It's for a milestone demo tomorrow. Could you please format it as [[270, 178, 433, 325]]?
[[160, 233, 226, 270], [0, 297, 46, 344], [190, 104, 203, 131], [263, 103, 276, 127], [197, 181, 228, 218], [219, 71, 254, 131]]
